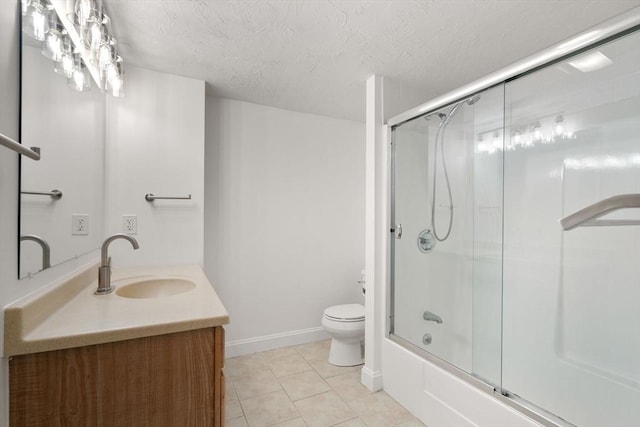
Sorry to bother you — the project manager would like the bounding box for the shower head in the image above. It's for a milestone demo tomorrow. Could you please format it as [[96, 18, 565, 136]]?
[[466, 95, 481, 105]]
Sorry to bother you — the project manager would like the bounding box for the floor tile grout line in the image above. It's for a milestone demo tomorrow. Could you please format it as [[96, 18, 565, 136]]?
[[328, 416, 362, 427], [229, 340, 404, 427]]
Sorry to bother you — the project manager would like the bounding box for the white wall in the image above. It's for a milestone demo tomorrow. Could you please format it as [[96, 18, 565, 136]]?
[[204, 97, 365, 356], [105, 66, 205, 268]]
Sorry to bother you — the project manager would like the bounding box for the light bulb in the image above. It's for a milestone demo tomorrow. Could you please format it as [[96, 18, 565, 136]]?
[[104, 56, 124, 97], [55, 48, 76, 77], [31, 7, 48, 41], [53, 33, 76, 77], [98, 38, 116, 70], [492, 131, 501, 151], [42, 13, 68, 62], [513, 130, 522, 145], [72, 69, 85, 90], [62, 53, 75, 76], [74, 0, 97, 26], [22, 0, 31, 15], [530, 122, 542, 141], [88, 19, 104, 51], [42, 32, 64, 61], [68, 57, 91, 92], [554, 115, 565, 138], [110, 76, 123, 97], [23, 0, 52, 41]]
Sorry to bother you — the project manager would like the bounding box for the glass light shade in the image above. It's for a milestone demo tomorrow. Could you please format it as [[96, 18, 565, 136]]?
[[103, 56, 123, 97], [23, 0, 51, 41], [68, 59, 91, 92], [21, 0, 31, 16], [54, 52, 76, 77], [554, 115, 566, 138], [54, 41, 76, 78], [87, 18, 105, 51], [74, 0, 98, 27], [492, 131, 502, 150], [530, 122, 542, 141], [513, 130, 522, 145], [97, 37, 116, 70], [86, 13, 111, 56], [41, 17, 67, 62]]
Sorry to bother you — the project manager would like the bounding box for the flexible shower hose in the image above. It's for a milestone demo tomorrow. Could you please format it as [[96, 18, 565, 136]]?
[[430, 103, 462, 242]]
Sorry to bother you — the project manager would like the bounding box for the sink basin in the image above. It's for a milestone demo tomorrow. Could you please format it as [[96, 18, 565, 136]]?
[[115, 278, 196, 299]]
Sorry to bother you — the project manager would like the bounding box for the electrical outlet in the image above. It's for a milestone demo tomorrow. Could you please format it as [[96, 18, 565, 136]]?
[[72, 214, 89, 235], [122, 215, 137, 234]]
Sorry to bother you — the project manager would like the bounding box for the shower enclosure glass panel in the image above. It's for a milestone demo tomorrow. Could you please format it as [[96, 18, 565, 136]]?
[[391, 27, 639, 427], [391, 85, 504, 386], [502, 30, 640, 427]]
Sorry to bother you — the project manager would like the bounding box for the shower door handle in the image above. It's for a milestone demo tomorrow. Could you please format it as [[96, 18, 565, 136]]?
[[392, 224, 403, 239]]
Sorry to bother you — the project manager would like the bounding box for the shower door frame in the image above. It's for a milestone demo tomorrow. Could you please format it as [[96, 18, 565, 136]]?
[[385, 8, 640, 427]]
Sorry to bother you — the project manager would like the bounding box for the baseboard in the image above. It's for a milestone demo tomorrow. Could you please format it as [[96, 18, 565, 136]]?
[[361, 365, 383, 391], [225, 326, 331, 358]]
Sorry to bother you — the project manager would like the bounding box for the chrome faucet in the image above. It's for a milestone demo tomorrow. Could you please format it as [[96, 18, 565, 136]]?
[[20, 234, 51, 271], [97, 233, 139, 295], [423, 310, 443, 324]]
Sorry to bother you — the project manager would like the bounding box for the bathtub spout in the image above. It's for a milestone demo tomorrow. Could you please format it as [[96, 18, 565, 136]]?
[[423, 310, 443, 324]]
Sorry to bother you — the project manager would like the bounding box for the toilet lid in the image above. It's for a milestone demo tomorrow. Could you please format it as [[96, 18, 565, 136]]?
[[324, 304, 365, 321]]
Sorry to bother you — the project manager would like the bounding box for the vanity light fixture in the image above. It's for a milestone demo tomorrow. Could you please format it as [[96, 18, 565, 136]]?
[[475, 129, 503, 154], [505, 114, 575, 151], [21, 0, 125, 96]]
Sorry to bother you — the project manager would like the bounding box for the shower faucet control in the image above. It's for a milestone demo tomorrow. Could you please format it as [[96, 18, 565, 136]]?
[[417, 229, 436, 253]]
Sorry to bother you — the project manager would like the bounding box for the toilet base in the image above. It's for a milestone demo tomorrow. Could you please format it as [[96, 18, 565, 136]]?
[[328, 339, 363, 367]]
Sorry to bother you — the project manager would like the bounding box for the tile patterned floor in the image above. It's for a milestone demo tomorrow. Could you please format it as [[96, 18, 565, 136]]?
[[225, 340, 426, 427]]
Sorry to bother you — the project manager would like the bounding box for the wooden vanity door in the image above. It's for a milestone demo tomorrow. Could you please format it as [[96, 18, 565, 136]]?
[[10, 327, 225, 427]]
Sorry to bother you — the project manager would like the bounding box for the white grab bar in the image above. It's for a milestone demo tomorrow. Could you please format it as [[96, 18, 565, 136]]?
[[560, 194, 640, 231]]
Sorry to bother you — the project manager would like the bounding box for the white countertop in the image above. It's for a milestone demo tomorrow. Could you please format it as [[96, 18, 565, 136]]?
[[4, 262, 229, 357]]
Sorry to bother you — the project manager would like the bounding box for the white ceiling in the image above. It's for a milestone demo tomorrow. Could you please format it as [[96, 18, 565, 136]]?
[[104, 0, 640, 123]]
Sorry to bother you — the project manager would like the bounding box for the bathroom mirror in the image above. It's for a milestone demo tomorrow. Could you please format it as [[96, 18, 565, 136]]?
[[19, 36, 106, 278]]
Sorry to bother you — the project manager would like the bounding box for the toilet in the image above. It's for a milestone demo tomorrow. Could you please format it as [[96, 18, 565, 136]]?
[[321, 303, 365, 366]]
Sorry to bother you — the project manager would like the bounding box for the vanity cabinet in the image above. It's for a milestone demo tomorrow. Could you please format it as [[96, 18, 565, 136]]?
[[9, 327, 225, 427]]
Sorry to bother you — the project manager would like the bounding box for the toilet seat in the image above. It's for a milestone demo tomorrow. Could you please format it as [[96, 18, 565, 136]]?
[[323, 304, 365, 322]]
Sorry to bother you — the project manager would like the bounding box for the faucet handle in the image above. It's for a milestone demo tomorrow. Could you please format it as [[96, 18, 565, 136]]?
[[107, 256, 112, 267]]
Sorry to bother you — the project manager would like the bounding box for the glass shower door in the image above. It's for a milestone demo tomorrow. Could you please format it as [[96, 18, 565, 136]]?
[[391, 84, 504, 386], [502, 30, 640, 427]]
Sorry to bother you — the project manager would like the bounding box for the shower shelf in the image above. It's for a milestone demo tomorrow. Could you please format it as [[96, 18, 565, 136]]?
[[560, 194, 640, 231]]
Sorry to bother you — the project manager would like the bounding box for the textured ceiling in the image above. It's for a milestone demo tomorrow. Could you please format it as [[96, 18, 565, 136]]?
[[104, 0, 640, 122]]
